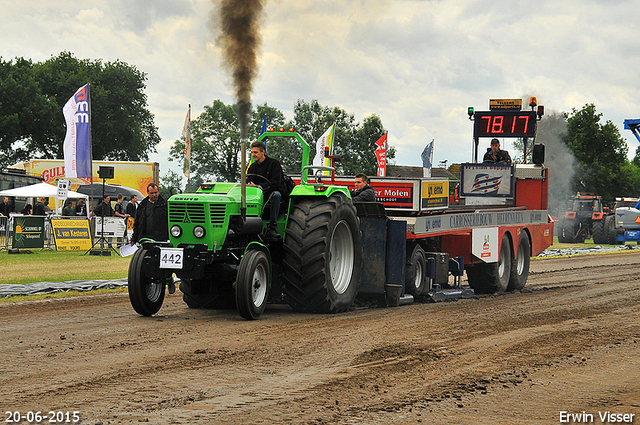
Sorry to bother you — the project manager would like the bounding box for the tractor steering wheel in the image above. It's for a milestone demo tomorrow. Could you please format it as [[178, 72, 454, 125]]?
[[245, 174, 271, 191]]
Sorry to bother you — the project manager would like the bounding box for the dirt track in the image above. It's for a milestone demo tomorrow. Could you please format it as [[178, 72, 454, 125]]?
[[2, 251, 640, 425]]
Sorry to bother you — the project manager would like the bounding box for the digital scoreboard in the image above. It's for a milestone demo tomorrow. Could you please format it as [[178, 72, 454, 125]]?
[[473, 110, 537, 138]]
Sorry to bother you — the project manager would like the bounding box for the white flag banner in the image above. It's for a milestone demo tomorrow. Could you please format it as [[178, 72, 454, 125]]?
[[63, 84, 92, 179], [312, 125, 334, 175], [182, 105, 191, 179]]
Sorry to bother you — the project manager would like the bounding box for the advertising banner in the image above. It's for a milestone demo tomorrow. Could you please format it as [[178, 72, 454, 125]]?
[[472, 227, 499, 263], [421, 180, 449, 209], [62, 84, 92, 179], [460, 163, 514, 197], [12, 216, 45, 249], [21, 160, 158, 196], [94, 217, 126, 237], [51, 218, 92, 251]]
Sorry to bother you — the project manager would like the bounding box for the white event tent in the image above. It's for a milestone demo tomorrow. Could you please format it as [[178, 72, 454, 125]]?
[[0, 183, 89, 216], [0, 182, 88, 200]]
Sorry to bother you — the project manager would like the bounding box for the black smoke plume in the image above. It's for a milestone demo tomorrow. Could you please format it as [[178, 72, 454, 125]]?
[[214, 0, 265, 139]]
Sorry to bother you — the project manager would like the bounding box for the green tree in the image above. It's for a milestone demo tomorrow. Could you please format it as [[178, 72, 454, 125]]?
[[158, 169, 184, 199], [563, 104, 629, 201], [291, 99, 394, 176], [0, 57, 53, 167], [0, 52, 160, 168], [170, 100, 242, 183], [169, 99, 394, 183]]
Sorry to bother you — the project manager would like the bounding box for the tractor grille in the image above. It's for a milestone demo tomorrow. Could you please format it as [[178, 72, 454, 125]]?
[[209, 204, 226, 224], [169, 203, 206, 224]]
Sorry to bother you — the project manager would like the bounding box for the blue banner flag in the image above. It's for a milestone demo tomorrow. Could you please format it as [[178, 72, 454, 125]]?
[[63, 84, 92, 179], [260, 114, 267, 135], [421, 140, 434, 170]]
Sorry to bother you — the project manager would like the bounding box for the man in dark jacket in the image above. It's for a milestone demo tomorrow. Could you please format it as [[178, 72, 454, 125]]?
[[351, 174, 376, 202], [131, 183, 168, 244], [93, 195, 114, 217], [246, 140, 287, 240], [130, 183, 171, 292], [0, 197, 11, 217], [125, 194, 138, 242], [32, 198, 47, 215], [482, 138, 512, 164], [75, 199, 87, 216]]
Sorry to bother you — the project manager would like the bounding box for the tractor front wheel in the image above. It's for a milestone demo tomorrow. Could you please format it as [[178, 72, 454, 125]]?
[[128, 248, 165, 316], [235, 250, 270, 320]]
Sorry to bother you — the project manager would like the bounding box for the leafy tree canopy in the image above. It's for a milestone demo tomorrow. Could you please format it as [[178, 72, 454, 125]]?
[[563, 103, 630, 201], [169, 99, 394, 186], [0, 52, 160, 168]]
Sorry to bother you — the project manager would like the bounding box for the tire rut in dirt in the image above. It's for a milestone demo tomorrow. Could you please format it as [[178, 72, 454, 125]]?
[[281, 194, 362, 313]]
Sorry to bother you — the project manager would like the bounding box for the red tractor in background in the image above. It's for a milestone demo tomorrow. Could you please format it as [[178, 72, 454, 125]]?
[[557, 192, 611, 243]]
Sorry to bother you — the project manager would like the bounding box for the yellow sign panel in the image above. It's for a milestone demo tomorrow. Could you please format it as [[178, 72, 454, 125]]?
[[421, 181, 449, 209], [51, 218, 93, 251], [489, 99, 522, 110], [127, 217, 135, 231], [16, 160, 158, 196]]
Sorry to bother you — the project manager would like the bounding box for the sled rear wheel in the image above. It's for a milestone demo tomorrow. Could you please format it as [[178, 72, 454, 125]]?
[[467, 233, 511, 294]]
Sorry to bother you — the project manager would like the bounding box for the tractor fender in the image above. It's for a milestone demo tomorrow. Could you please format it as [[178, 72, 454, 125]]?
[[243, 241, 272, 286]]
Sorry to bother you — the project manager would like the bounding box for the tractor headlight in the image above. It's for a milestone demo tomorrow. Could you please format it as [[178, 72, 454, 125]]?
[[193, 225, 206, 238], [170, 225, 182, 238]]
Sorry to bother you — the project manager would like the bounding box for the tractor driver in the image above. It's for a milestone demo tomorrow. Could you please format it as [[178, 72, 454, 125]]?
[[482, 138, 512, 164], [247, 140, 287, 241]]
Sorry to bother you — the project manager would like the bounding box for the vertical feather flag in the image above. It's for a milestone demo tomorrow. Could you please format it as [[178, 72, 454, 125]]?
[[260, 114, 267, 135], [182, 105, 191, 179], [313, 124, 335, 175], [421, 140, 434, 178], [375, 133, 388, 177], [63, 84, 92, 179]]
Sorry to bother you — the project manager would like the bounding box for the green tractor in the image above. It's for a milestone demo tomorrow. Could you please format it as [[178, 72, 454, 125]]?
[[127, 130, 363, 320]]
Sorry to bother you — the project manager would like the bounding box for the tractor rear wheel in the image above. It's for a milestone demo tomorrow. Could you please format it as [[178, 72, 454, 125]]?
[[557, 218, 568, 243], [467, 233, 511, 294], [235, 249, 270, 320], [561, 219, 577, 243], [128, 248, 165, 316], [605, 215, 620, 245], [282, 194, 362, 313], [591, 219, 606, 244]]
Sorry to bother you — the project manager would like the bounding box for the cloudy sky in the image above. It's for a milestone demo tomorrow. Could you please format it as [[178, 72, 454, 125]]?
[[2, 0, 640, 179]]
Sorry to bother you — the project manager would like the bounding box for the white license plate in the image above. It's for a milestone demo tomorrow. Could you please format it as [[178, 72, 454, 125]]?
[[159, 247, 184, 269]]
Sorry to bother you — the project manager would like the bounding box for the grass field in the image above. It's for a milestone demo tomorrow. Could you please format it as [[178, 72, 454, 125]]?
[[1, 249, 130, 285], [0, 236, 614, 287]]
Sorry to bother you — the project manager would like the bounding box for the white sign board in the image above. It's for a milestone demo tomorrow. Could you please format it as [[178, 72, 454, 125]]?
[[94, 216, 126, 237], [57, 179, 70, 199], [472, 227, 499, 263]]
